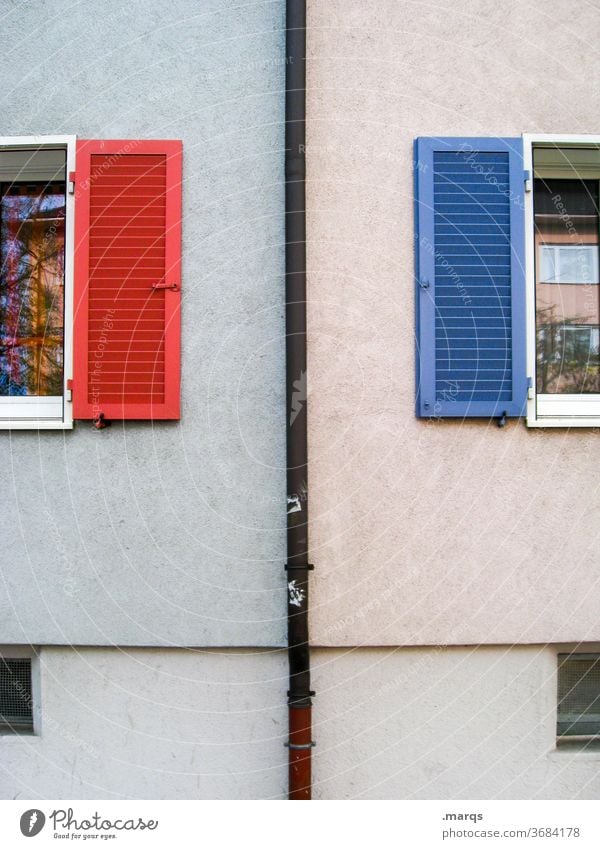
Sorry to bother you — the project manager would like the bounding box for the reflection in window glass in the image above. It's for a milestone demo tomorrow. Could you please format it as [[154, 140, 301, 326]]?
[[534, 171, 600, 394], [539, 245, 599, 285], [0, 184, 65, 396]]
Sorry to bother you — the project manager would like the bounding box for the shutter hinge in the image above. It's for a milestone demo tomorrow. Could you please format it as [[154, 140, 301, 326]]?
[[68, 171, 76, 194], [524, 170, 532, 193], [527, 376, 534, 400], [66, 378, 73, 402]]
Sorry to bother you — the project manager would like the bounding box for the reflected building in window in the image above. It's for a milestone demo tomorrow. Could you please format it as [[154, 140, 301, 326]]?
[[534, 148, 600, 394]]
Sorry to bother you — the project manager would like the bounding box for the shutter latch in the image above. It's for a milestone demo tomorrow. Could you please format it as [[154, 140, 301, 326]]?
[[419, 279, 430, 290], [524, 170, 532, 193], [68, 171, 76, 194], [151, 282, 179, 291], [527, 376, 534, 400], [93, 412, 110, 430]]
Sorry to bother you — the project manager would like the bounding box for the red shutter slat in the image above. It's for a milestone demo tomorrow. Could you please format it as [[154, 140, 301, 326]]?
[[73, 139, 182, 420]]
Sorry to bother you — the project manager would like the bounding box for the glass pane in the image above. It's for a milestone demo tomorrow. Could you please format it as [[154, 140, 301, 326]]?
[[0, 183, 65, 396], [534, 171, 600, 394], [557, 246, 599, 284], [539, 246, 557, 283]]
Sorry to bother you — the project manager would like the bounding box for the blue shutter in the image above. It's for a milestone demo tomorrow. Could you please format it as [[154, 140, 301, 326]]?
[[415, 137, 527, 418]]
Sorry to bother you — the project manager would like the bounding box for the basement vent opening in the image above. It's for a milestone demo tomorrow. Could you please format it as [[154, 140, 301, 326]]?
[[557, 653, 600, 746], [0, 657, 33, 733]]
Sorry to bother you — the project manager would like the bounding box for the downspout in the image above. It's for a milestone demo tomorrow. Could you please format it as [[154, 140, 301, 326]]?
[[285, 0, 313, 801]]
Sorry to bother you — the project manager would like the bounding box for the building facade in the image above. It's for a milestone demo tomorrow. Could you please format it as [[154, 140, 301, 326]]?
[[0, 0, 289, 799], [307, 0, 600, 798], [1, 0, 600, 800]]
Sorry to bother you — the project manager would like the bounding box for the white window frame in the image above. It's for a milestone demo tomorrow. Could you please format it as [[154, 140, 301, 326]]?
[[0, 135, 75, 430], [524, 133, 600, 427]]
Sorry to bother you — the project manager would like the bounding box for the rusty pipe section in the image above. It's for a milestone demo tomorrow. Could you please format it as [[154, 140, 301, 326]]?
[[285, 0, 313, 801]]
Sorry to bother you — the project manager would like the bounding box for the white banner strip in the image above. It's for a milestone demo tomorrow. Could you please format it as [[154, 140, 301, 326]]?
[[0, 800, 598, 848]]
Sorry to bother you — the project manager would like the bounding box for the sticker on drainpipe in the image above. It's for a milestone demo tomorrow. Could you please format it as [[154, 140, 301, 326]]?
[[288, 580, 305, 608], [287, 495, 302, 514]]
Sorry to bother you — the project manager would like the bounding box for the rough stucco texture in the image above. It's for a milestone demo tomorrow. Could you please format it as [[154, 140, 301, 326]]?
[[0, 0, 287, 646], [0, 647, 288, 800], [312, 646, 600, 799], [307, 0, 600, 645]]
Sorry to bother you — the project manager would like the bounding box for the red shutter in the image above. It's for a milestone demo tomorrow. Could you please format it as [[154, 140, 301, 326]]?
[[72, 139, 182, 420]]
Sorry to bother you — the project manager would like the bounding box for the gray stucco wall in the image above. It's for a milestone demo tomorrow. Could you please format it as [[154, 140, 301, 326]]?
[[0, 647, 288, 799], [313, 646, 600, 799], [0, 0, 287, 646]]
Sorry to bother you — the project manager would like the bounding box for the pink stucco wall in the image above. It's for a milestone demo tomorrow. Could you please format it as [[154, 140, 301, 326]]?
[[307, 0, 600, 646]]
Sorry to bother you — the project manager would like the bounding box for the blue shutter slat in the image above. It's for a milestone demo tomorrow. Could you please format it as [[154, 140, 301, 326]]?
[[415, 136, 527, 418], [436, 216, 512, 226], [435, 179, 509, 185], [435, 237, 511, 246], [436, 316, 508, 332], [435, 226, 511, 236], [435, 205, 511, 213], [437, 339, 511, 350], [436, 248, 511, 258], [438, 361, 512, 370], [433, 161, 510, 169], [436, 299, 512, 309]]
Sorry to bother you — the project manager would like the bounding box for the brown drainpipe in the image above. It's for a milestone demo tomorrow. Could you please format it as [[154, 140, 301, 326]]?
[[285, 0, 313, 801]]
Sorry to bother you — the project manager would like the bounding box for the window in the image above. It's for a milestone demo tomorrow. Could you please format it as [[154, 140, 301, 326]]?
[[0, 656, 34, 734], [0, 138, 74, 428], [527, 139, 600, 423], [0, 135, 182, 429], [414, 134, 600, 427], [557, 653, 600, 744]]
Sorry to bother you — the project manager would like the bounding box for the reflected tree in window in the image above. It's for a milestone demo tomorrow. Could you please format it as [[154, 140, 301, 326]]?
[[0, 184, 65, 396], [536, 305, 600, 394]]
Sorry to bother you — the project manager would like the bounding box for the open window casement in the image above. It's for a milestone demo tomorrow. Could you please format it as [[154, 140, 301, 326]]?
[[415, 134, 600, 427], [0, 136, 182, 429], [524, 135, 600, 427], [414, 137, 527, 420], [73, 139, 182, 422]]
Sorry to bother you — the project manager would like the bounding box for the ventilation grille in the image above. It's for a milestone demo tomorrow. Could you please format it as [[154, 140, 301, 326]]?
[[433, 150, 513, 404], [0, 658, 33, 732], [557, 653, 600, 738]]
